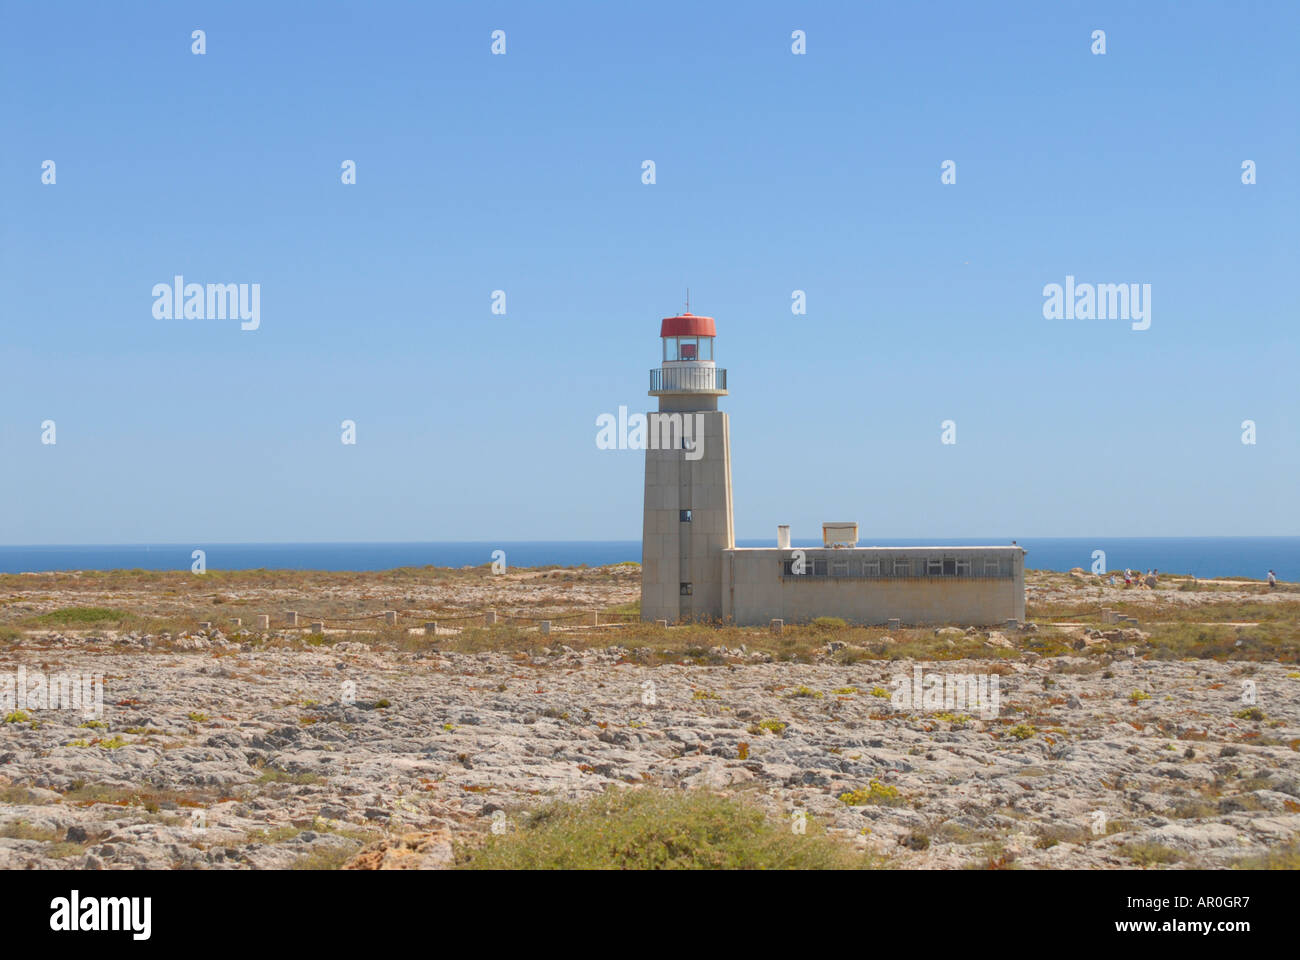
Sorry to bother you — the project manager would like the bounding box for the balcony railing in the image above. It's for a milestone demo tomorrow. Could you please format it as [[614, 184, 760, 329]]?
[[649, 366, 727, 393]]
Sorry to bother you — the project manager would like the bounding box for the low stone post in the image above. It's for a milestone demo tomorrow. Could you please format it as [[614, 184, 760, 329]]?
[[770, 618, 784, 635], [423, 622, 438, 635], [383, 611, 397, 626], [285, 611, 299, 627], [485, 610, 498, 626], [540, 621, 552, 635], [256, 614, 270, 630], [309, 621, 324, 633]]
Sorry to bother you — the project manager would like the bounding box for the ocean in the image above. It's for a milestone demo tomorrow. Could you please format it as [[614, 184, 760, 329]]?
[[0, 538, 1295, 580]]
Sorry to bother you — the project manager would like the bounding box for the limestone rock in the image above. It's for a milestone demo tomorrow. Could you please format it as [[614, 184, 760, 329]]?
[[344, 829, 455, 870]]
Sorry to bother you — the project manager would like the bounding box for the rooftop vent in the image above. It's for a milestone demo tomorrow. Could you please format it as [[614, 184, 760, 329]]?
[[822, 522, 858, 548]]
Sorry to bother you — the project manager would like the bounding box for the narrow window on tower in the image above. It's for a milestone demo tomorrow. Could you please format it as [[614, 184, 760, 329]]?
[[680, 509, 692, 522], [679, 582, 693, 596]]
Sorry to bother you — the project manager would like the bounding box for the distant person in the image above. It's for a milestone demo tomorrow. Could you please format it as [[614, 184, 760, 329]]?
[[1267, 569, 1277, 589]]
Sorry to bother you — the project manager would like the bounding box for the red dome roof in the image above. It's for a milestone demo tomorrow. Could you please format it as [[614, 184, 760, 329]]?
[[660, 313, 716, 337]]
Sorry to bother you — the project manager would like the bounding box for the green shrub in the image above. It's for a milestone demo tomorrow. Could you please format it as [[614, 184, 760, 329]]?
[[812, 617, 848, 632], [1117, 842, 1184, 866], [25, 607, 123, 626], [838, 781, 903, 807], [457, 788, 880, 869]]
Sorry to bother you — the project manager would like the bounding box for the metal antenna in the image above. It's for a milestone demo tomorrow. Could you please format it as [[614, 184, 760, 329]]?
[[685, 288, 690, 313]]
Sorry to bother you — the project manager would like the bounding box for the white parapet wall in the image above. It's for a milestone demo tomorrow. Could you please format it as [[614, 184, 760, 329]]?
[[720, 546, 1026, 626]]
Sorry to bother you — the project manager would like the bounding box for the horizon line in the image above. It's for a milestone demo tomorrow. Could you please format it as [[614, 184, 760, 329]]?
[[4, 535, 1299, 549]]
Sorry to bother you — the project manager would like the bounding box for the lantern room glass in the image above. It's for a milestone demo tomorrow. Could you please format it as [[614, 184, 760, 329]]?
[[663, 336, 714, 362]]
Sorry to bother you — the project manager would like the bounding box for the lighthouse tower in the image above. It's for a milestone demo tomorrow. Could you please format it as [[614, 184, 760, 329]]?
[[641, 312, 734, 622]]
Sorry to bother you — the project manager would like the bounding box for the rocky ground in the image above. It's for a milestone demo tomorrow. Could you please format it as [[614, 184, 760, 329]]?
[[0, 567, 1296, 870], [0, 564, 641, 627]]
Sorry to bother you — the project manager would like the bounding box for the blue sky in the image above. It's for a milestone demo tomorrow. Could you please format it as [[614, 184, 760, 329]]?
[[2, 0, 1296, 544]]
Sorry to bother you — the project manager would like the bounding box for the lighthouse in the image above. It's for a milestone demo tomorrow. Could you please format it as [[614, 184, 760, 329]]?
[[641, 311, 735, 622], [637, 308, 1026, 627]]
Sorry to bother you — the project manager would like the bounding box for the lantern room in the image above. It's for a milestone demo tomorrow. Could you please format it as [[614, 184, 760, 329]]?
[[650, 311, 727, 398], [660, 313, 716, 363]]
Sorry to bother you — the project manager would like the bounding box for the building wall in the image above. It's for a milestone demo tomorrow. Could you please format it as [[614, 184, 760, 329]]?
[[721, 547, 1025, 626], [641, 411, 733, 621]]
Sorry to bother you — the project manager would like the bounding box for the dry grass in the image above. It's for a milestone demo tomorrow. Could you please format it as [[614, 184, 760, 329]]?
[[3, 565, 1296, 665], [1232, 838, 1300, 869]]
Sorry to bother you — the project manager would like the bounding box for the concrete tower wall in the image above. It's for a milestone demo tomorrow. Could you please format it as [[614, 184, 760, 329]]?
[[641, 411, 733, 622]]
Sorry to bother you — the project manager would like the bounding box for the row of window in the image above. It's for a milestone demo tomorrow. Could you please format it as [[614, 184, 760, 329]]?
[[781, 557, 1011, 578]]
